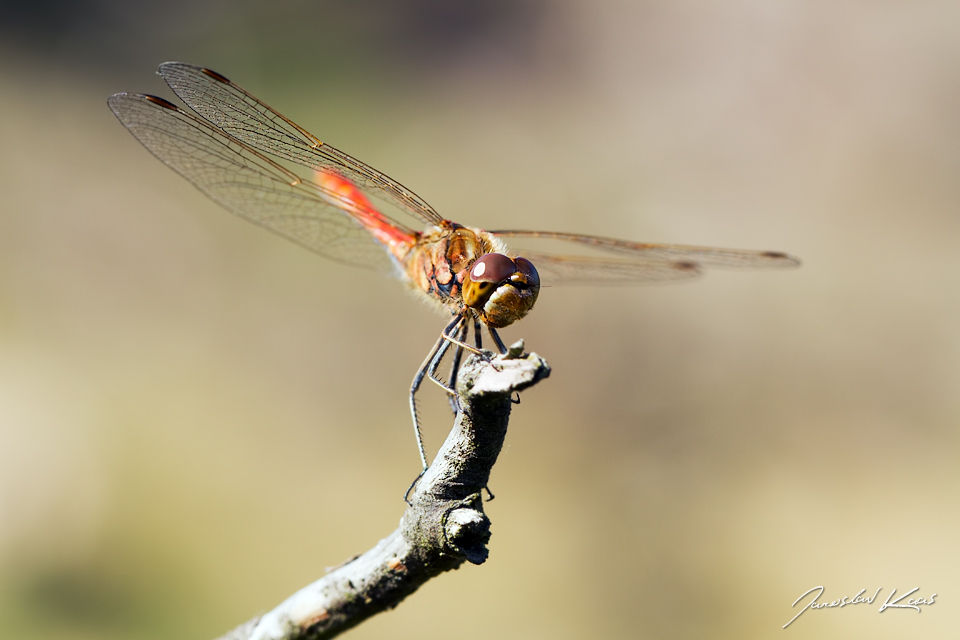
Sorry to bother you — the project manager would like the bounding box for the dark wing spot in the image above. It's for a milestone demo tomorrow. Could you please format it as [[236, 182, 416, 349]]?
[[144, 95, 179, 110], [675, 260, 698, 271], [200, 67, 231, 84]]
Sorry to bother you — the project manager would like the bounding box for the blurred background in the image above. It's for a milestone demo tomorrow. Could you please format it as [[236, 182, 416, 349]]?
[[1, 1, 957, 638]]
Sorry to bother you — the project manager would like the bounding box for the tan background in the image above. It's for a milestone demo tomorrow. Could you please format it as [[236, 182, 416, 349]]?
[[1, 1, 957, 638]]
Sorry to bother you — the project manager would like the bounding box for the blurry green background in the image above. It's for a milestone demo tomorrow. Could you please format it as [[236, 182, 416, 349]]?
[[1, 1, 957, 638]]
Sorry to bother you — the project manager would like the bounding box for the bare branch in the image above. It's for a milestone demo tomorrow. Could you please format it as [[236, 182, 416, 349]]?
[[214, 342, 550, 640]]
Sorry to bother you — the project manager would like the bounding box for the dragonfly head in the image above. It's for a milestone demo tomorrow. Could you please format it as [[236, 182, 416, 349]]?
[[462, 253, 540, 328]]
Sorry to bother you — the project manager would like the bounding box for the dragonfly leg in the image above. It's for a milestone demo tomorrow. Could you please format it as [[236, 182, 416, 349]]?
[[404, 469, 427, 504], [473, 317, 483, 350], [488, 327, 508, 354], [406, 315, 467, 504], [433, 315, 494, 398], [445, 321, 469, 413], [427, 327, 458, 394], [442, 329, 485, 356], [410, 315, 464, 472]]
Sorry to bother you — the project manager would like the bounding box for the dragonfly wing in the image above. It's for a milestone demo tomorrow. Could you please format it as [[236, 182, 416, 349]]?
[[108, 92, 404, 274], [491, 230, 799, 286], [157, 62, 445, 229], [520, 251, 703, 285]]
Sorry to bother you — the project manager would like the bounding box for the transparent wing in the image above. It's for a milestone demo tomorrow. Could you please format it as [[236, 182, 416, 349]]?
[[518, 251, 703, 284], [490, 230, 800, 285], [108, 92, 414, 273], [157, 62, 446, 229]]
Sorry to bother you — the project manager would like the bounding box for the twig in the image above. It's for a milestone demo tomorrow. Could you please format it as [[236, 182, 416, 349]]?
[[214, 341, 550, 640]]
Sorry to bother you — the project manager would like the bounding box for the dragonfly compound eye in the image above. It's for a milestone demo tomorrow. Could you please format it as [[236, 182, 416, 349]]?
[[463, 253, 541, 328], [470, 253, 516, 283]]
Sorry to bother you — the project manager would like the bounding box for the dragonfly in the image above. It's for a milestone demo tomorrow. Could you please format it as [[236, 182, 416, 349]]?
[[108, 63, 799, 483]]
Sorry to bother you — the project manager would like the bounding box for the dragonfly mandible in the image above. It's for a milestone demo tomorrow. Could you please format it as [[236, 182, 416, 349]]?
[[108, 63, 799, 480]]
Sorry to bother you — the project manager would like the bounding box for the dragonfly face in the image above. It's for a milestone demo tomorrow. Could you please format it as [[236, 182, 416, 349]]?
[[108, 63, 799, 486], [462, 253, 540, 329]]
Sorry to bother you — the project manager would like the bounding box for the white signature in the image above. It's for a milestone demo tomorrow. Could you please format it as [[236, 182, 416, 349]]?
[[783, 586, 937, 628]]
